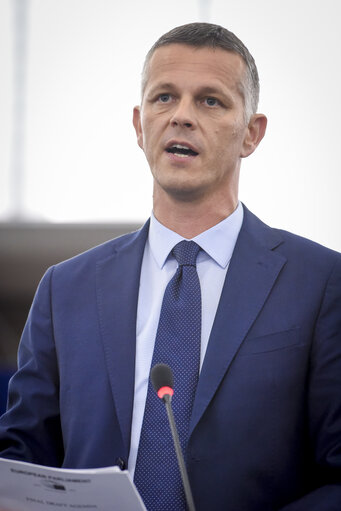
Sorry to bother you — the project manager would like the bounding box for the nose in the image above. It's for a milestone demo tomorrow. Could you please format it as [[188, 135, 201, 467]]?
[[170, 98, 196, 129]]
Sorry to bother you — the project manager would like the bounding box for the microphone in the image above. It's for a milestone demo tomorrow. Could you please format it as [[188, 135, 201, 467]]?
[[150, 363, 196, 511]]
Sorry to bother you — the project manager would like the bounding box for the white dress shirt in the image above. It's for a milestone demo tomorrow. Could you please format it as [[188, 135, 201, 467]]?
[[128, 202, 244, 478]]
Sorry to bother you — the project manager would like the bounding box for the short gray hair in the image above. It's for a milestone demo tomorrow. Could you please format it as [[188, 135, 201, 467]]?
[[141, 22, 260, 122]]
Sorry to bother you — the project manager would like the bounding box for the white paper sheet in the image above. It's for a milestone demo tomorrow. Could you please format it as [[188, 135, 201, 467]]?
[[0, 457, 146, 511]]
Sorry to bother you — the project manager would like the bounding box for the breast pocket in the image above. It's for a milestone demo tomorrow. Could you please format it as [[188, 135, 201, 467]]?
[[238, 327, 302, 355]]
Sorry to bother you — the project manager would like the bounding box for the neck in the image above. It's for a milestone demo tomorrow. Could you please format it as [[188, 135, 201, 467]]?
[[153, 189, 239, 239]]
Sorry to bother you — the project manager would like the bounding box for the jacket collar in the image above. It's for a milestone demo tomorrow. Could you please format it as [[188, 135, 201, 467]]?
[[95, 220, 150, 457], [189, 205, 286, 435]]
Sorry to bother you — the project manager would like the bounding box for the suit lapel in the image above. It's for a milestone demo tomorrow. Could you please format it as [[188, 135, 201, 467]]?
[[189, 207, 287, 435], [95, 221, 149, 456]]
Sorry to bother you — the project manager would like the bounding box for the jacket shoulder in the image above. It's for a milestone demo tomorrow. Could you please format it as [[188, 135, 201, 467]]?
[[272, 227, 340, 269], [52, 221, 149, 273], [242, 205, 340, 271]]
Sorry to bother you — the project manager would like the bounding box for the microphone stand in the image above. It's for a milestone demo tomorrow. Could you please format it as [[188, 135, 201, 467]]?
[[163, 394, 196, 511]]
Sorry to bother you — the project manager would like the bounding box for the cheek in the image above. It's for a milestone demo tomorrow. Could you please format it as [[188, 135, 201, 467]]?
[[138, 121, 150, 153], [139, 124, 157, 165], [141, 117, 154, 145], [211, 128, 246, 163], [142, 119, 164, 154]]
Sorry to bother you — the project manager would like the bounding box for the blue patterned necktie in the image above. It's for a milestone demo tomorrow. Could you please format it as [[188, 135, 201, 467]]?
[[134, 240, 201, 511]]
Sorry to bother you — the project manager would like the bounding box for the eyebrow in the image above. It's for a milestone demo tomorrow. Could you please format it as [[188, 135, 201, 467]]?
[[146, 82, 234, 102], [146, 82, 177, 97], [196, 86, 227, 96]]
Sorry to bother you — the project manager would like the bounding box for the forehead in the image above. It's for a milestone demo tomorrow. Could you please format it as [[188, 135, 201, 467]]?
[[144, 44, 246, 94]]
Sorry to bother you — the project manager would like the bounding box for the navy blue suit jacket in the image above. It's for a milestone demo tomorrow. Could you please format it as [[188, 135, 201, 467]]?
[[1, 206, 341, 510]]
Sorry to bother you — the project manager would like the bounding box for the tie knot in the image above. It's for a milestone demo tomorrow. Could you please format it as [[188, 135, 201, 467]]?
[[172, 240, 200, 267]]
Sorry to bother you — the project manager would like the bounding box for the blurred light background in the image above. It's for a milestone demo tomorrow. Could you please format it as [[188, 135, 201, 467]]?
[[0, 0, 340, 409]]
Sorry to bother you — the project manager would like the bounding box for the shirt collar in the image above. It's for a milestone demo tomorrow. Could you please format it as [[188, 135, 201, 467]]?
[[149, 201, 244, 269]]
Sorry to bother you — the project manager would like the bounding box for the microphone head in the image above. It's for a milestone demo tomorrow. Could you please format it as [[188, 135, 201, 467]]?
[[151, 363, 174, 399]]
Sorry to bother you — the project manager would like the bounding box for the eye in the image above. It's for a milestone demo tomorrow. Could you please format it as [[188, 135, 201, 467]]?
[[158, 94, 171, 103], [204, 97, 219, 107]]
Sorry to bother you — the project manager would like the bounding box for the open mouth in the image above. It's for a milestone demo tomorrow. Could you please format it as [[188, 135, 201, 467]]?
[[166, 144, 199, 158]]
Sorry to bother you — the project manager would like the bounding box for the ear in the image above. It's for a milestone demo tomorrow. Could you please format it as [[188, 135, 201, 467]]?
[[240, 114, 267, 158], [133, 105, 144, 150]]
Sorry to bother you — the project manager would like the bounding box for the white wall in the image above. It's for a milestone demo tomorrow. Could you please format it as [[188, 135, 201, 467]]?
[[0, 0, 340, 250]]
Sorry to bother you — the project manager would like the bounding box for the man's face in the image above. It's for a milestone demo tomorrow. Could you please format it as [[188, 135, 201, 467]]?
[[133, 44, 259, 204]]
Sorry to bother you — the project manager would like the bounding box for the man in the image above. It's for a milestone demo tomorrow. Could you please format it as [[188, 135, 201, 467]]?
[[0, 23, 340, 511]]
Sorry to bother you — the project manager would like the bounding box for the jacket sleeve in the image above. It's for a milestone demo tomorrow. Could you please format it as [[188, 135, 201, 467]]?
[[279, 256, 341, 510], [0, 266, 64, 467]]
